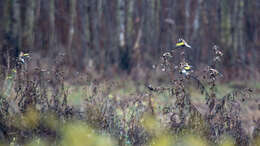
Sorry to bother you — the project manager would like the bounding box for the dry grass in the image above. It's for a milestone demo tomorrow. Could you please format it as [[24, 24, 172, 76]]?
[[0, 45, 259, 146]]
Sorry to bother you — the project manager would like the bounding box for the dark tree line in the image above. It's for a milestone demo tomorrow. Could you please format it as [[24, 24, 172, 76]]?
[[0, 0, 259, 76]]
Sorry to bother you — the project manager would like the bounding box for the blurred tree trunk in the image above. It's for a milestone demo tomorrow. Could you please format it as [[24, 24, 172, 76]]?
[[191, 0, 202, 64], [77, 0, 90, 70], [131, 0, 143, 69], [33, 0, 41, 51], [244, 0, 258, 69], [66, 0, 77, 66], [237, 0, 246, 64], [12, 0, 21, 48], [0, 0, 21, 69], [158, 0, 173, 50], [22, 0, 36, 52], [184, 0, 191, 40], [153, 0, 161, 56], [0, 0, 3, 68], [102, 0, 118, 70], [144, 0, 160, 59], [142, 0, 153, 50], [118, 0, 131, 71], [231, 0, 239, 61], [118, 0, 126, 48], [220, 0, 236, 66], [126, 0, 134, 48], [88, 0, 101, 70], [49, 0, 56, 53], [0, 0, 10, 70], [2, 0, 11, 35], [0, 0, 10, 74]]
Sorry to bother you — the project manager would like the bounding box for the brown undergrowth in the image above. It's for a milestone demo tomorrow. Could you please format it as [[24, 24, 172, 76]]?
[[0, 42, 258, 146]]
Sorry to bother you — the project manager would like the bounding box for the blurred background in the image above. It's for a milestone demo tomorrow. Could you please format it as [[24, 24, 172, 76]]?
[[0, 0, 259, 81], [1, 1, 260, 145]]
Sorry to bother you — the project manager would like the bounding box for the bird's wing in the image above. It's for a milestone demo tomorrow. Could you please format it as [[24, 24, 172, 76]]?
[[176, 42, 185, 47]]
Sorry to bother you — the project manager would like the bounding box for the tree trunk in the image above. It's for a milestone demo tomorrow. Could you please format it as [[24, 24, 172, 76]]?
[[66, 0, 77, 66], [22, 0, 36, 52], [49, 0, 56, 52]]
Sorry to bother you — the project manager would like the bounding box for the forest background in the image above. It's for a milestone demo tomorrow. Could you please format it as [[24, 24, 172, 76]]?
[[0, 0, 259, 81]]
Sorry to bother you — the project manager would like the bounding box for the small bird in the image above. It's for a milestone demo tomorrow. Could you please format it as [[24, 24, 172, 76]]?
[[180, 62, 192, 76], [18, 52, 30, 64], [175, 38, 191, 49]]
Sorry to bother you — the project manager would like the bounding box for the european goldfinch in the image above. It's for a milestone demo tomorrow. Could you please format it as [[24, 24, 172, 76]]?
[[175, 38, 191, 48], [18, 52, 30, 64], [180, 63, 192, 76]]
